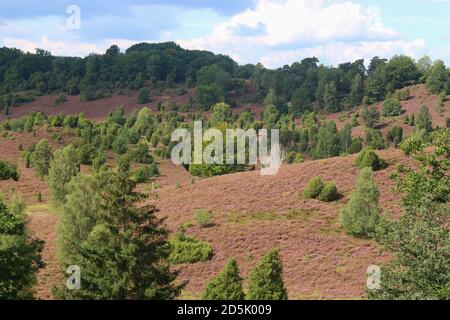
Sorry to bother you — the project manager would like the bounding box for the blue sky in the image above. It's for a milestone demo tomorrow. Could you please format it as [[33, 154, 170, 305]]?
[[0, 0, 449, 68]]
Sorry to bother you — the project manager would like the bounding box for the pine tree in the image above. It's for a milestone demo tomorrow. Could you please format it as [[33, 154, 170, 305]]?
[[340, 168, 381, 237], [361, 104, 380, 129], [202, 259, 245, 300], [55, 163, 182, 299], [48, 145, 80, 205], [247, 248, 288, 300]]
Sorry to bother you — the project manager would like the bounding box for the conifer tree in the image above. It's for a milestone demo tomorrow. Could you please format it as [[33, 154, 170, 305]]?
[[247, 248, 288, 300], [340, 168, 381, 237], [55, 163, 182, 299], [30, 139, 52, 177], [202, 259, 245, 300], [48, 145, 80, 205]]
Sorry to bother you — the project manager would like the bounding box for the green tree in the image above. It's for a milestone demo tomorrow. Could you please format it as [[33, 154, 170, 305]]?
[[247, 248, 288, 300], [312, 121, 340, 159], [0, 160, 19, 181], [48, 145, 80, 205], [138, 88, 151, 104], [323, 81, 339, 113], [349, 73, 365, 107], [55, 165, 182, 299], [202, 259, 245, 300], [369, 129, 450, 300], [416, 105, 433, 132], [426, 60, 448, 94], [30, 139, 52, 177], [361, 105, 380, 129], [0, 196, 44, 299], [340, 168, 381, 237], [382, 98, 402, 117]]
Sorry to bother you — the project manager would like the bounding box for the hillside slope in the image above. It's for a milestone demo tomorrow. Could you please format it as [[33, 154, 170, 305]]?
[[152, 149, 407, 299]]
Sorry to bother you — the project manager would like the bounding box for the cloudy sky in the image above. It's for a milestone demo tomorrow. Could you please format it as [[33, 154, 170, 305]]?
[[1, 0, 449, 68]]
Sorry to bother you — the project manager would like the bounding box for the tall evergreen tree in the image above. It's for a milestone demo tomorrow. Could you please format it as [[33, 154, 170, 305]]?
[[30, 139, 53, 177], [55, 164, 182, 299]]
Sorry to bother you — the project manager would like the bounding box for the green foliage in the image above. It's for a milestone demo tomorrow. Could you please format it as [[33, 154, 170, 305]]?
[[247, 248, 288, 300], [0, 160, 19, 181], [340, 168, 381, 237], [30, 139, 52, 177], [365, 128, 385, 150], [348, 137, 363, 154], [369, 129, 450, 300], [138, 88, 151, 104], [196, 84, 224, 111], [361, 104, 380, 129], [48, 145, 80, 205], [202, 259, 245, 300], [355, 147, 387, 171], [0, 196, 44, 299], [435, 91, 446, 115], [169, 230, 213, 265], [416, 105, 433, 132], [55, 165, 182, 299], [285, 151, 304, 164], [133, 164, 159, 184], [387, 126, 403, 147], [53, 94, 66, 107], [382, 98, 402, 117], [112, 134, 128, 155], [426, 60, 448, 94], [393, 88, 410, 101], [194, 210, 214, 228], [130, 142, 154, 164], [312, 121, 340, 159], [303, 176, 325, 199], [317, 182, 340, 202]]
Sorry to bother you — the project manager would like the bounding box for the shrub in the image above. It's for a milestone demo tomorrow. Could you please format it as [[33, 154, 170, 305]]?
[[194, 210, 213, 228], [303, 177, 324, 199], [168, 230, 213, 264], [53, 94, 67, 107], [382, 98, 402, 117], [387, 126, 403, 147], [202, 259, 245, 300], [394, 88, 410, 101], [339, 168, 380, 237], [416, 105, 433, 132], [112, 135, 128, 155], [133, 165, 157, 184], [285, 151, 304, 164], [247, 248, 288, 300], [347, 137, 363, 154], [317, 182, 340, 202], [138, 88, 151, 104], [446, 117, 450, 128], [355, 148, 387, 171], [0, 160, 19, 181], [131, 142, 154, 164]]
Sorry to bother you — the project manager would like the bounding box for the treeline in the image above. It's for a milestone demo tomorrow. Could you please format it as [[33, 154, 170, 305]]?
[[2, 43, 450, 116]]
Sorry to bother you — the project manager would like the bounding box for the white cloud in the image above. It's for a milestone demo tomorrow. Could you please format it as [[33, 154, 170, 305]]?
[[2, 36, 139, 57], [179, 0, 427, 67]]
